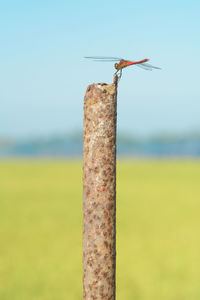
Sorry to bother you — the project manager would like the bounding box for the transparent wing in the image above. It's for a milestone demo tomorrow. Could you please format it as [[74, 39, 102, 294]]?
[[84, 56, 122, 61], [136, 62, 161, 71], [92, 60, 119, 62]]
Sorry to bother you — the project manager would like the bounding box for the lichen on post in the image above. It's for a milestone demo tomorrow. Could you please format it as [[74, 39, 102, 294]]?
[[83, 75, 118, 299]]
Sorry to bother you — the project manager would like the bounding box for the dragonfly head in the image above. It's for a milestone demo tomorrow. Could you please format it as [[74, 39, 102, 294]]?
[[114, 63, 119, 70]]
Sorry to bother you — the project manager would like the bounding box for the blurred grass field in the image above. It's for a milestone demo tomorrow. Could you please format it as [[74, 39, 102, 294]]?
[[0, 159, 200, 300]]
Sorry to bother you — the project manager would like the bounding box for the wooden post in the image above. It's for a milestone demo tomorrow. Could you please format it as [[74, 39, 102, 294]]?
[[83, 75, 118, 299]]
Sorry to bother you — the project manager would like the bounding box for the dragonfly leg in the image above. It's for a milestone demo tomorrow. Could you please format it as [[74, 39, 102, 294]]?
[[114, 69, 122, 81], [118, 69, 122, 80]]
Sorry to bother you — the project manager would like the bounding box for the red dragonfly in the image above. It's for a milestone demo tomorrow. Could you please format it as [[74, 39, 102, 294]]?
[[85, 56, 161, 79]]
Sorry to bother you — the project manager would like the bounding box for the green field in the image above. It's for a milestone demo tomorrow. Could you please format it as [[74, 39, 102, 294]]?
[[0, 160, 200, 300]]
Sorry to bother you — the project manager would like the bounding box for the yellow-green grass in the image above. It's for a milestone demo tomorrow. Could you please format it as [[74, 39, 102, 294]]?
[[0, 159, 200, 299]]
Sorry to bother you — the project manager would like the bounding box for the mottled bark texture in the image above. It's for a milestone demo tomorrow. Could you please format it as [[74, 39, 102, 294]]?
[[83, 77, 118, 300]]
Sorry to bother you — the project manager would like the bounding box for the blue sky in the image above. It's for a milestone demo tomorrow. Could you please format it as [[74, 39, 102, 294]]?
[[1, 0, 200, 138]]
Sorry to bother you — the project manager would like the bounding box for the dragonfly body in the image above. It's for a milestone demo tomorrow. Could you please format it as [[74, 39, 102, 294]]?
[[114, 58, 149, 72], [84, 56, 161, 79]]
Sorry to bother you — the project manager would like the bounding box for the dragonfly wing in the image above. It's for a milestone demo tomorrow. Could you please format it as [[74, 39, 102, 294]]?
[[136, 62, 161, 70], [84, 56, 122, 61], [136, 64, 153, 71], [92, 60, 119, 62]]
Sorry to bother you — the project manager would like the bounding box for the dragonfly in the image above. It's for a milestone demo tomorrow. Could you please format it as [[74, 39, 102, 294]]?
[[84, 56, 161, 79]]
